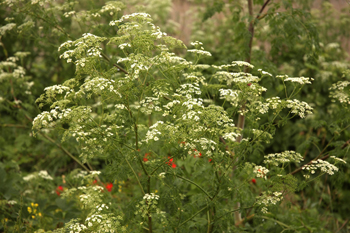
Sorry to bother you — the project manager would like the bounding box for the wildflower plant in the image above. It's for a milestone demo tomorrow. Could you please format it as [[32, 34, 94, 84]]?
[[28, 7, 349, 231], [0, 0, 348, 231]]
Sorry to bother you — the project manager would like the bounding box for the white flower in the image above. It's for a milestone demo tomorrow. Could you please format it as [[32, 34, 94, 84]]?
[[187, 49, 212, 57], [253, 166, 269, 179]]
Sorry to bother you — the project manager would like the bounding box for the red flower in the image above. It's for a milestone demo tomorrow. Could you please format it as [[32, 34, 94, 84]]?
[[166, 157, 176, 168], [105, 183, 113, 192], [143, 153, 151, 162], [208, 159, 212, 163], [247, 83, 252, 86], [251, 179, 256, 184], [56, 185, 63, 196], [93, 179, 98, 184]]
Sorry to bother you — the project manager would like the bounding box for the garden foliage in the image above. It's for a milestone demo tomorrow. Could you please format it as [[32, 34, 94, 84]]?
[[0, 0, 349, 232]]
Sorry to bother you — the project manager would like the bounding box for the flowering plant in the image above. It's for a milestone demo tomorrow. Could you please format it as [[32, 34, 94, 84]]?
[[1, 0, 349, 232], [29, 8, 347, 232]]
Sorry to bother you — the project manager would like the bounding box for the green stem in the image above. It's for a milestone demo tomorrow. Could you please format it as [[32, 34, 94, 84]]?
[[175, 174, 212, 200], [118, 148, 145, 196], [39, 133, 90, 172], [177, 206, 208, 228], [101, 53, 128, 74], [213, 206, 254, 223]]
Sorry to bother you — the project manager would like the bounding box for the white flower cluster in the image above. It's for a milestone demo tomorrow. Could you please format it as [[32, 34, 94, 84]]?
[[90, 171, 101, 175], [175, 83, 201, 98], [77, 186, 104, 207], [254, 101, 269, 114], [79, 77, 121, 97], [264, 151, 304, 166], [6, 56, 18, 62], [100, 2, 122, 14], [180, 138, 217, 157], [143, 121, 163, 143], [302, 159, 339, 177], [182, 110, 202, 121], [156, 51, 190, 66], [118, 43, 131, 50], [329, 81, 350, 104], [135, 193, 160, 219], [86, 214, 124, 232], [91, 13, 101, 18], [222, 132, 241, 142], [151, 25, 167, 39], [219, 89, 240, 107], [32, 107, 72, 129], [23, 170, 53, 181], [86, 214, 103, 227], [286, 99, 313, 118], [287, 99, 313, 118], [38, 170, 53, 180], [68, 222, 87, 233], [58, 33, 106, 67], [253, 165, 269, 179], [182, 98, 204, 111], [190, 41, 203, 47], [31, 0, 50, 6], [232, 61, 254, 69], [44, 84, 70, 94], [266, 97, 281, 109], [212, 64, 238, 70], [283, 77, 313, 85], [109, 13, 151, 25], [183, 73, 206, 85], [67, 211, 124, 232], [251, 129, 273, 143], [0, 23, 16, 36], [64, 11, 75, 18], [163, 100, 180, 113], [256, 191, 283, 210], [257, 69, 273, 77], [140, 97, 162, 114], [0, 57, 33, 95], [187, 49, 212, 57], [87, 47, 102, 57], [330, 156, 347, 164], [7, 200, 17, 205], [216, 72, 260, 86], [143, 193, 160, 200]]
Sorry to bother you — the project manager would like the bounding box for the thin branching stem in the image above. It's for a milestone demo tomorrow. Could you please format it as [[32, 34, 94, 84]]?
[[175, 174, 212, 200]]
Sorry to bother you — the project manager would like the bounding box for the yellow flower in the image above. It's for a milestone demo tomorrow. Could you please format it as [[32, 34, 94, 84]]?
[[27, 207, 32, 213], [38, 212, 42, 217], [31, 215, 35, 219]]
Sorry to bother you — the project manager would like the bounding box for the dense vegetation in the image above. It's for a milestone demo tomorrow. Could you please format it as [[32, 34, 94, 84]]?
[[1, 0, 349, 232]]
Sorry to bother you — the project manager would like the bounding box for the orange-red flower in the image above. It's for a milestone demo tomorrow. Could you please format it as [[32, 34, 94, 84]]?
[[251, 179, 256, 184], [166, 157, 176, 168], [143, 152, 151, 162], [56, 185, 63, 196], [105, 183, 113, 192]]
